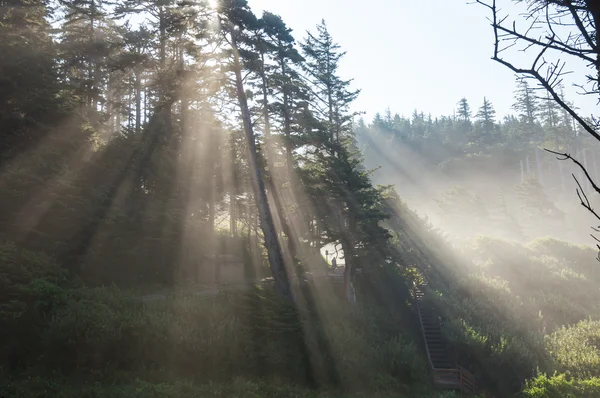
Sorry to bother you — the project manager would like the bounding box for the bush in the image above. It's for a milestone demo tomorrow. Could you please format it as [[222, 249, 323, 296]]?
[[546, 319, 600, 379], [0, 376, 462, 398], [522, 374, 600, 398], [25, 283, 428, 391], [0, 241, 65, 307], [0, 242, 69, 370]]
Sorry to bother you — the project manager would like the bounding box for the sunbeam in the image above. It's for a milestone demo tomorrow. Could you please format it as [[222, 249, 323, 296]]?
[[2, 0, 599, 397]]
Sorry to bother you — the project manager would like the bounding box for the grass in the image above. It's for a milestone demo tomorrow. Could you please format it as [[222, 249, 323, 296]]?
[[1, 249, 433, 395], [9, 234, 600, 397], [0, 376, 466, 398]]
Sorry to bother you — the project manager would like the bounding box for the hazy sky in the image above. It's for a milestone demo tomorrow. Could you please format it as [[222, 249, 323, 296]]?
[[247, 0, 597, 122]]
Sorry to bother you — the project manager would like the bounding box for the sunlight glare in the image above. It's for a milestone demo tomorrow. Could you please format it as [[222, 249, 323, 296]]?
[[208, 0, 218, 9]]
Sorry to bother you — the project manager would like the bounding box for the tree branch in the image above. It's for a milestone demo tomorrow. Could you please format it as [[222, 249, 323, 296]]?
[[545, 149, 600, 196]]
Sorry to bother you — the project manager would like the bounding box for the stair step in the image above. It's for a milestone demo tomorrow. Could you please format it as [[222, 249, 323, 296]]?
[[434, 362, 460, 374], [435, 380, 461, 387]]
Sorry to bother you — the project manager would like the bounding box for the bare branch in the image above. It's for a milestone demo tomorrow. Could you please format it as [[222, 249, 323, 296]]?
[[565, 1, 597, 50], [545, 149, 600, 196], [483, 2, 600, 141]]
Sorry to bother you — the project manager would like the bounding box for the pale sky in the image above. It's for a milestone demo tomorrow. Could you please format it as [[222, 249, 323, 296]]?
[[248, 0, 598, 123]]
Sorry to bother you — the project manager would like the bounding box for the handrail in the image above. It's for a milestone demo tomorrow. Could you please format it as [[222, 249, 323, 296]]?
[[415, 285, 437, 371], [415, 282, 478, 395], [457, 365, 477, 394]]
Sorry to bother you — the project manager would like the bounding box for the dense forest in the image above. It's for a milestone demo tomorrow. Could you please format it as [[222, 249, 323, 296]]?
[[1, 0, 600, 397], [357, 88, 599, 243]]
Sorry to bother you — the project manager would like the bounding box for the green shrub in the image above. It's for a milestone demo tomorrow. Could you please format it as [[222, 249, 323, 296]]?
[[28, 283, 427, 390], [0, 242, 69, 369], [0, 375, 463, 398], [522, 374, 600, 398], [546, 319, 600, 378], [0, 241, 65, 307]]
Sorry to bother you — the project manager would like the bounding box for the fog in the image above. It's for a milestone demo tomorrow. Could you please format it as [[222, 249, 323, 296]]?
[[356, 115, 600, 247]]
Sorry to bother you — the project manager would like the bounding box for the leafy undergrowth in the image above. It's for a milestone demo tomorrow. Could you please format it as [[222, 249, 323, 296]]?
[[420, 236, 600, 396], [520, 319, 600, 397], [522, 374, 600, 398], [546, 319, 600, 378], [0, 241, 437, 396], [0, 377, 467, 398]]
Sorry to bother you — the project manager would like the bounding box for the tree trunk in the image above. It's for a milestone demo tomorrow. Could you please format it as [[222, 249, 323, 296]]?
[[144, 81, 148, 125], [559, 159, 566, 193], [520, 159, 525, 184], [230, 31, 291, 299], [339, 210, 357, 304], [340, 235, 356, 304], [230, 193, 237, 237], [230, 134, 238, 238], [127, 77, 133, 130], [259, 52, 298, 263], [588, 1, 600, 87], [277, 45, 295, 176], [135, 70, 142, 134], [535, 147, 544, 185], [158, 7, 172, 131]]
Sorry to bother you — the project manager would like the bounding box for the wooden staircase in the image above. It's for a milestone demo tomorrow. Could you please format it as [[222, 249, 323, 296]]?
[[416, 283, 477, 395]]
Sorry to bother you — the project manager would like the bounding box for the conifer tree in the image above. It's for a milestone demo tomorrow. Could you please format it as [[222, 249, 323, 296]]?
[[475, 97, 497, 145], [302, 20, 359, 153], [0, 0, 61, 159], [512, 79, 539, 125], [457, 98, 471, 123], [301, 21, 392, 303], [216, 0, 291, 298]]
